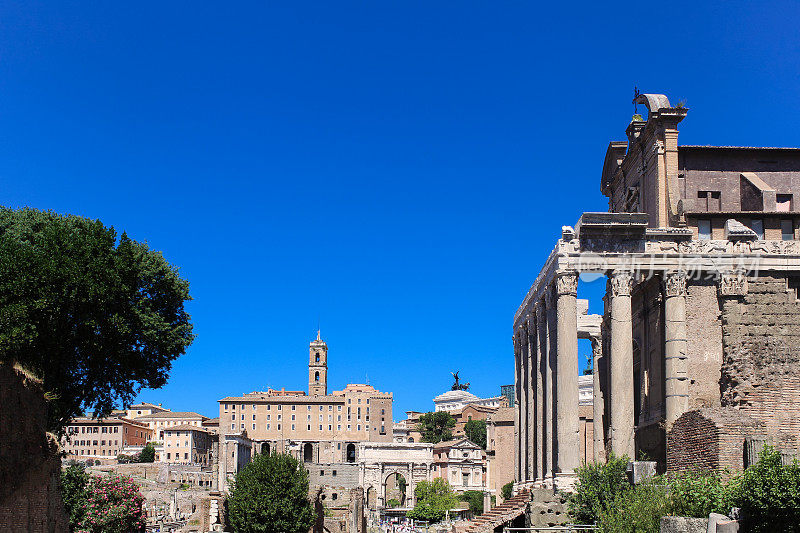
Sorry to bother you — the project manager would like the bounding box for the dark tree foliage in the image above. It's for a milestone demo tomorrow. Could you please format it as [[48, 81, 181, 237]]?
[[417, 411, 456, 444], [464, 419, 487, 449], [227, 453, 315, 533], [0, 208, 194, 433], [139, 442, 156, 463], [501, 481, 513, 500], [460, 490, 484, 515]]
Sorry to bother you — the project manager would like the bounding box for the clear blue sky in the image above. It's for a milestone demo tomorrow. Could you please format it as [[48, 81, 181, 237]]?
[[2, 2, 799, 420]]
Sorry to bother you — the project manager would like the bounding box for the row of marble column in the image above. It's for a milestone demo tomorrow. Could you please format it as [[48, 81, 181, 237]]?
[[514, 270, 688, 483]]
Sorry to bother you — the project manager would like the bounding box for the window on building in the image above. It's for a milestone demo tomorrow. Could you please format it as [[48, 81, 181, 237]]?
[[698, 219, 712, 240], [307, 425, 311, 430], [252, 414, 256, 421], [314, 371, 319, 382], [291, 405, 296, 411], [751, 219, 764, 239], [231, 414, 235, 420], [315, 353, 320, 362], [782, 219, 794, 241], [253, 424, 256, 430], [292, 424, 295, 430], [337, 405, 341, 411], [277, 424, 281, 430], [338, 425, 341, 430], [232, 404, 236, 410], [332, 470, 337, 476], [698, 190, 721, 212], [778, 194, 793, 212], [231, 424, 235, 430]]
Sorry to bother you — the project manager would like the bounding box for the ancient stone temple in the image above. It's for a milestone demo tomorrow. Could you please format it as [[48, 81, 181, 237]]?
[[514, 93, 800, 489]]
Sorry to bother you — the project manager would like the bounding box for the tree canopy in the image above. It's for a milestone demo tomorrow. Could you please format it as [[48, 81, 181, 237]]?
[[464, 419, 487, 449], [0, 208, 194, 432], [406, 478, 459, 523], [417, 411, 455, 443], [227, 453, 315, 533]]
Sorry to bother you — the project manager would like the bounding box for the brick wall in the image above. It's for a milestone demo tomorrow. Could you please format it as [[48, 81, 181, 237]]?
[[720, 276, 800, 449], [667, 408, 771, 472], [307, 462, 360, 490], [0, 363, 68, 532]]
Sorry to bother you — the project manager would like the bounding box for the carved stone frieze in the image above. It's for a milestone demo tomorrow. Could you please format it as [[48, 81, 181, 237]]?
[[610, 271, 634, 297], [644, 239, 800, 256], [718, 271, 748, 297], [663, 271, 687, 298], [555, 272, 578, 296]]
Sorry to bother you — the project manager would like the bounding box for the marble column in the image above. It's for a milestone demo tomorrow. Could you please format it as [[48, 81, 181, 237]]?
[[535, 302, 546, 480], [544, 290, 555, 480], [520, 325, 530, 480], [591, 336, 606, 463], [555, 272, 580, 473], [526, 318, 537, 481], [663, 271, 688, 428], [610, 270, 635, 458], [513, 335, 521, 482]]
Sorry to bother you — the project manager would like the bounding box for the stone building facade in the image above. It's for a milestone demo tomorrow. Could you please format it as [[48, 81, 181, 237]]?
[[514, 93, 800, 489], [215, 332, 394, 492], [62, 416, 152, 463], [163, 424, 214, 465]]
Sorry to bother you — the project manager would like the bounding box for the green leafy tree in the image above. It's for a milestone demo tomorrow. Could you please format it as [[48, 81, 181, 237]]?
[[386, 498, 401, 508], [139, 442, 156, 463], [417, 411, 455, 444], [501, 481, 513, 501], [459, 490, 484, 515], [464, 419, 487, 449], [79, 473, 145, 533], [407, 478, 459, 523], [0, 207, 194, 433], [227, 453, 315, 533], [567, 454, 630, 524], [60, 464, 89, 529]]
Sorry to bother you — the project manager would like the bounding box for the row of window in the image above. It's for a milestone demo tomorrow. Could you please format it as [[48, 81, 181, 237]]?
[[68, 440, 119, 446], [222, 399, 384, 411], [230, 422, 384, 433], [696, 190, 793, 213], [67, 426, 119, 434]]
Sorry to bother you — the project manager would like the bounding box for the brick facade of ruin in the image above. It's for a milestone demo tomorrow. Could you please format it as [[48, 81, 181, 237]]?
[[0, 364, 68, 533]]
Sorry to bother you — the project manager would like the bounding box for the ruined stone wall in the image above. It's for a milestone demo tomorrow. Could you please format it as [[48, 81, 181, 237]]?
[[686, 281, 723, 409], [667, 408, 767, 472], [307, 462, 359, 489], [0, 364, 68, 532], [720, 276, 800, 448]]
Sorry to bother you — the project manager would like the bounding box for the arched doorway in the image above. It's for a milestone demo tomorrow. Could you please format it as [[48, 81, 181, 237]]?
[[261, 442, 270, 455], [384, 472, 407, 507], [408, 437, 415, 442], [303, 443, 313, 462], [346, 443, 356, 463]]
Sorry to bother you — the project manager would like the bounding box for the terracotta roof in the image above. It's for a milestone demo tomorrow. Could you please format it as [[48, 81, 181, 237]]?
[[203, 417, 220, 425], [164, 424, 210, 432], [488, 407, 514, 423], [134, 411, 207, 420]]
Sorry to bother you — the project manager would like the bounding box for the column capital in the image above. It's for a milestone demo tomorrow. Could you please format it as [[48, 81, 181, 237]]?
[[555, 271, 578, 296], [610, 270, 634, 297], [663, 271, 687, 298], [718, 270, 748, 297]]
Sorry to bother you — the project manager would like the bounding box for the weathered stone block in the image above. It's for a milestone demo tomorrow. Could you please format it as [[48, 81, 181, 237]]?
[[660, 516, 708, 533]]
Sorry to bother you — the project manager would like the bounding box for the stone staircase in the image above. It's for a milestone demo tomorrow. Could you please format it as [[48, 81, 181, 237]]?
[[457, 490, 531, 533]]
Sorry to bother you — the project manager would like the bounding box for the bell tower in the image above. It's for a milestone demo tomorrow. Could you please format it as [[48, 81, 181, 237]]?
[[309, 330, 328, 396]]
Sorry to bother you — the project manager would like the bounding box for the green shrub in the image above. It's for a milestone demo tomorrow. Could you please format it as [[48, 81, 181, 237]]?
[[139, 442, 156, 463], [459, 490, 484, 515], [725, 446, 800, 532], [666, 470, 727, 518], [568, 454, 630, 524], [599, 481, 670, 533], [501, 481, 513, 501], [386, 498, 400, 508], [60, 464, 89, 529]]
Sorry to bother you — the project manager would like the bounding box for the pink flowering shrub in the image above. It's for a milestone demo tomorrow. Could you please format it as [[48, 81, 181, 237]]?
[[76, 474, 145, 533]]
